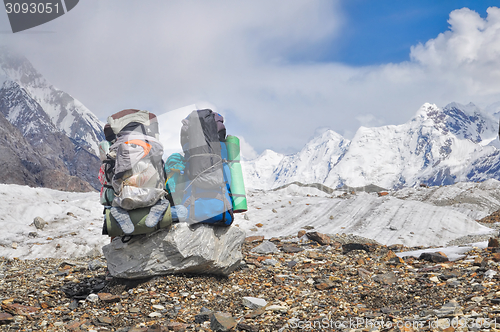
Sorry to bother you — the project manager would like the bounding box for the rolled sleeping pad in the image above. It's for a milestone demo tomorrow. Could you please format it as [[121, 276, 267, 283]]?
[[104, 204, 172, 237], [225, 135, 248, 213]]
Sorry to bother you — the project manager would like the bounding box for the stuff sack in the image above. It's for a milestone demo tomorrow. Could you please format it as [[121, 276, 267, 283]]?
[[164, 153, 187, 206], [110, 132, 165, 210], [105, 109, 160, 141], [180, 109, 233, 225]]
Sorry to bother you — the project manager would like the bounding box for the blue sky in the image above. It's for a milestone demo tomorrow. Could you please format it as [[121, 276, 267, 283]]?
[[333, 0, 500, 65], [2, 1, 500, 158]]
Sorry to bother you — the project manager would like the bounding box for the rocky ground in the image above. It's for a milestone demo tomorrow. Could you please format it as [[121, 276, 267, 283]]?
[[3, 227, 500, 331]]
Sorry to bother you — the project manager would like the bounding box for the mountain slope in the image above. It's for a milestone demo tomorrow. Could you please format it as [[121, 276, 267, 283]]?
[[0, 47, 104, 156], [0, 48, 103, 191]]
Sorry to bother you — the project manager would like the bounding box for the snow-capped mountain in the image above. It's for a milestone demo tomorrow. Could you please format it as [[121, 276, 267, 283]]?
[[243, 149, 285, 190], [0, 48, 103, 191], [244, 102, 500, 190], [268, 130, 349, 188], [0, 47, 104, 155]]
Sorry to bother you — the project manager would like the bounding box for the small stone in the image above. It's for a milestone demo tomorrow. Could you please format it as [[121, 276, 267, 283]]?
[[306, 231, 331, 245], [358, 268, 371, 280], [315, 280, 336, 290], [297, 230, 306, 238], [148, 312, 162, 318], [242, 297, 267, 309], [485, 269, 497, 279], [378, 192, 389, 197], [69, 300, 79, 310], [281, 245, 304, 253], [473, 256, 483, 266], [166, 322, 190, 331], [251, 240, 278, 254], [307, 251, 325, 260], [1, 298, 40, 316], [210, 312, 237, 331], [98, 293, 121, 303], [265, 305, 288, 312], [382, 250, 397, 261], [388, 256, 405, 265], [11, 243, 17, 249], [434, 300, 463, 317], [262, 259, 278, 266], [236, 322, 259, 332], [488, 237, 499, 248], [65, 320, 85, 330], [373, 271, 398, 285], [272, 208, 277, 213], [0, 312, 14, 324], [33, 216, 45, 230], [86, 294, 99, 302], [244, 307, 266, 319], [88, 260, 106, 271], [244, 214, 249, 220], [195, 309, 212, 323], [255, 223, 264, 228], [287, 260, 298, 268], [342, 243, 373, 254], [129, 308, 141, 313], [419, 251, 448, 263], [245, 236, 264, 243], [430, 276, 440, 283], [152, 304, 165, 310], [97, 316, 112, 325], [28, 232, 37, 238]]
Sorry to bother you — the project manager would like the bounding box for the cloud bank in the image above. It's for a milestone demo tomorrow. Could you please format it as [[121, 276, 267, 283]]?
[[2, 2, 500, 154]]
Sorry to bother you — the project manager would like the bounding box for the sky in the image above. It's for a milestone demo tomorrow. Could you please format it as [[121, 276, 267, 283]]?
[[1, 1, 500, 158]]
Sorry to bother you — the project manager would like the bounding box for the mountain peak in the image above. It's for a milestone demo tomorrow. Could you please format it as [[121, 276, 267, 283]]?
[[414, 103, 440, 120], [444, 102, 480, 116]]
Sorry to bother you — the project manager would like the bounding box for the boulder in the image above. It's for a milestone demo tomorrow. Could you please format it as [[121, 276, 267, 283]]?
[[102, 222, 246, 279]]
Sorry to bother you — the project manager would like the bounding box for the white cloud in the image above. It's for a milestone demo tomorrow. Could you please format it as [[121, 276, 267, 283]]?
[[3, 3, 500, 156], [409, 7, 500, 97], [238, 136, 259, 161], [356, 114, 384, 128]]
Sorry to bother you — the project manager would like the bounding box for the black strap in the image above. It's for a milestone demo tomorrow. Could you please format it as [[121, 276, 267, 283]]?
[[121, 235, 133, 243]]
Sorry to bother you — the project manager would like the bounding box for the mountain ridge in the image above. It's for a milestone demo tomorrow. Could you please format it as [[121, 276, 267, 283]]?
[[244, 101, 500, 191], [0, 48, 103, 191]]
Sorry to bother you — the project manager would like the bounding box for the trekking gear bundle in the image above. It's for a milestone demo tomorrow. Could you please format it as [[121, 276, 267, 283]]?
[[99, 107, 247, 237]]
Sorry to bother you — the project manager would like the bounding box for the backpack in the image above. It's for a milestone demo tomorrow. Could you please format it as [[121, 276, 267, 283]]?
[[98, 109, 170, 237], [103, 109, 165, 210], [180, 109, 233, 225]]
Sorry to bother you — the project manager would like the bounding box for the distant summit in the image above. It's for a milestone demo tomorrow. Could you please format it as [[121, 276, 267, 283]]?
[[244, 102, 500, 190]]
